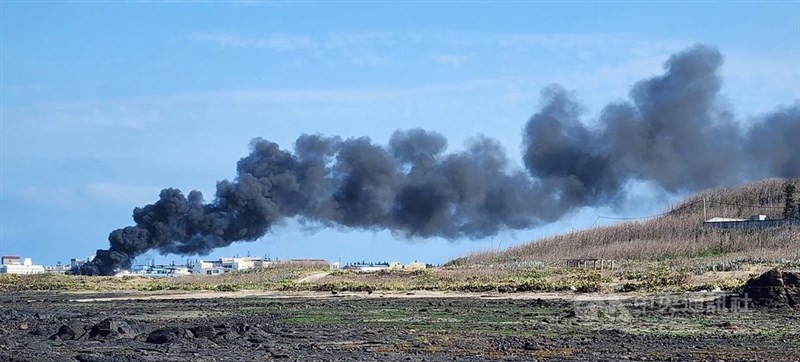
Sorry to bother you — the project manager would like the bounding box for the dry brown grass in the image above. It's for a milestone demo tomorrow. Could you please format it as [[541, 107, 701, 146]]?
[[460, 178, 800, 265], [152, 263, 330, 291], [292, 267, 613, 293]]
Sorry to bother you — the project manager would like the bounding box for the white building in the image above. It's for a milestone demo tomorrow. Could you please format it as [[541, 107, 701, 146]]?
[[44, 262, 71, 274], [132, 264, 192, 278], [344, 263, 390, 272], [703, 215, 797, 230], [391, 261, 427, 271], [344, 261, 427, 272], [0, 256, 45, 275], [192, 257, 272, 275]]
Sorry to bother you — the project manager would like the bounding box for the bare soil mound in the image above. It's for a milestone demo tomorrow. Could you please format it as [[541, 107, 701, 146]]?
[[743, 269, 800, 308]]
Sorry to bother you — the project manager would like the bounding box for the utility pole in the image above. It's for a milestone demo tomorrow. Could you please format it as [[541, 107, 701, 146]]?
[[703, 196, 707, 220]]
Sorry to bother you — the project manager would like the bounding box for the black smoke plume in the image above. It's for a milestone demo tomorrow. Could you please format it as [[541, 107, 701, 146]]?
[[75, 44, 799, 275]]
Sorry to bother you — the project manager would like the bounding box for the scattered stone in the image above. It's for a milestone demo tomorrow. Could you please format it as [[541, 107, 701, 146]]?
[[75, 353, 116, 362], [0, 337, 17, 349], [145, 327, 194, 344], [87, 318, 147, 340], [50, 324, 83, 341], [188, 325, 217, 340], [271, 351, 290, 359], [0, 309, 25, 321]]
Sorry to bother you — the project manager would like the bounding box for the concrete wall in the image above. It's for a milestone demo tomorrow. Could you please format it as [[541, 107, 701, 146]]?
[[703, 218, 800, 230]]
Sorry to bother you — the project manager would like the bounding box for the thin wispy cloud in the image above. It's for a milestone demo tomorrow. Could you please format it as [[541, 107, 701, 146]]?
[[191, 33, 317, 51], [187, 30, 696, 72], [85, 183, 162, 206], [17, 183, 161, 209], [429, 54, 467, 66], [19, 186, 85, 209], [191, 31, 651, 54], [211, 31, 409, 50], [9, 46, 799, 133], [347, 54, 389, 66], [10, 100, 162, 131]]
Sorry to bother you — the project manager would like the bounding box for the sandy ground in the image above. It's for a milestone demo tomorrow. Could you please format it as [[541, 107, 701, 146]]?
[[295, 271, 332, 283]]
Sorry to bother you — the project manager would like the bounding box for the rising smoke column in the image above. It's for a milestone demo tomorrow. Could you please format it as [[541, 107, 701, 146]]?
[[75, 44, 800, 275], [76, 132, 556, 275], [745, 104, 800, 178], [600, 45, 744, 191]]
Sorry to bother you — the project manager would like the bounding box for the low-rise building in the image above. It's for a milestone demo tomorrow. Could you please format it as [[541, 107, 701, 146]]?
[[132, 264, 192, 278], [344, 263, 390, 272], [0, 256, 45, 275], [192, 257, 273, 275], [389, 261, 427, 271], [703, 215, 799, 230], [403, 261, 427, 271], [1, 256, 21, 265], [44, 262, 72, 274], [283, 259, 336, 269], [344, 261, 428, 272]]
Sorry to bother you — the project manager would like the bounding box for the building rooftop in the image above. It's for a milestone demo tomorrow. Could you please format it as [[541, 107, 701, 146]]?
[[705, 217, 748, 222]]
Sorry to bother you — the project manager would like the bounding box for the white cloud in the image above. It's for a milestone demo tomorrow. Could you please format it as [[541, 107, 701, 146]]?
[[191, 33, 317, 51], [489, 32, 627, 50], [429, 54, 466, 66], [16, 183, 160, 209], [18, 186, 85, 209], [9, 32, 798, 137], [348, 54, 389, 66], [323, 31, 398, 50], [10, 100, 162, 131], [86, 183, 161, 206], [722, 51, 800, 115]]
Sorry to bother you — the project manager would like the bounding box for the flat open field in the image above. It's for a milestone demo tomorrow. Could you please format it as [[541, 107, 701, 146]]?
[[1, 291, 797, 361]]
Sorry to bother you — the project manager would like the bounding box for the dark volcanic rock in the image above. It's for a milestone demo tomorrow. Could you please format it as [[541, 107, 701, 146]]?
[[145, 327, 195, 344], [0, 309, 28, 321], [784, 271, 800, 307], [74, 353, 106, 362], [189, 326, 217, 339], [87, 318, 147, 339], [188, 325, 217, 340], [744, 269, 800, 308], [74, 352, 133, 362], [50, 323, 87, 341], [188, 323, 267, 343], [0, 336, 17, 349]]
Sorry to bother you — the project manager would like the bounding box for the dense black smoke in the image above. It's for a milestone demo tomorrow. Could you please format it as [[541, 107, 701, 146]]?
[[75, 44, 800, 275]]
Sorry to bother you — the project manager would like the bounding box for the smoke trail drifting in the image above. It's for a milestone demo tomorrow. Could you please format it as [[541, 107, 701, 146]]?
[[75, 44, 800, 275]]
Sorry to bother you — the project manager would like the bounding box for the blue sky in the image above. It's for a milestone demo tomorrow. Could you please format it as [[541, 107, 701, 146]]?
[[1, 1, 799, 266]]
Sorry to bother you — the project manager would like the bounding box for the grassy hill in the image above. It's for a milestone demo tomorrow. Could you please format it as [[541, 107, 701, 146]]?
[[460, 178, 800, 265]]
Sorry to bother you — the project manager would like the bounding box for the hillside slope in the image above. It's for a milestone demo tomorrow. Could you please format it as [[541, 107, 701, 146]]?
[[462, 179, 800, 264]]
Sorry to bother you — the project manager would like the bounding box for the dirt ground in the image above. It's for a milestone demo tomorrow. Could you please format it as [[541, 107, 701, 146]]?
[[0, 291, 797, 361]]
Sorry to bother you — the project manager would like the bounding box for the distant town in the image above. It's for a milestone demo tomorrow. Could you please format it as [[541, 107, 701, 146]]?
[[0, 254, 429, 277]]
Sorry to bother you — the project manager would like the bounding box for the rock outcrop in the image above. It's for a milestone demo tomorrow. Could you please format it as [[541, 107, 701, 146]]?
[[87, 318, 148, 340]]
